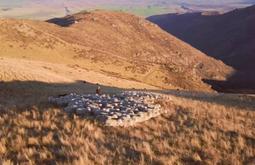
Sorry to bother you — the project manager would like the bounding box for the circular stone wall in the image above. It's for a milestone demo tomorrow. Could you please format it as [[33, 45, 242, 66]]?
[[49, 91, 162, 127]]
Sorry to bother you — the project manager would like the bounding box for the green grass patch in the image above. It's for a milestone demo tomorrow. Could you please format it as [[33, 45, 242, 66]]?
[[87, 5, 171, 17]]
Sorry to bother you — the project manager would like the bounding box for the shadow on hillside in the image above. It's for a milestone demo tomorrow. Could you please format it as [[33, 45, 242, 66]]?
[[148, 12, 255, 94], [203, 70, 255, 94], [0, 80, 254, 112], [0, 80, 124, 110], [46, 11, 90, 27], [47, 16, 77, 27]]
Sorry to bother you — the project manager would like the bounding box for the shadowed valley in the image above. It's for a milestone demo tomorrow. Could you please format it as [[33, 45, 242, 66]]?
[[148, 5, 255, 93]]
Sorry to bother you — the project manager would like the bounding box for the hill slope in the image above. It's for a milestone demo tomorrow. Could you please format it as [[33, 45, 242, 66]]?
[[0, 10, 233, 91], [148, 5, 255, 71], [148, 5, 255, 92], [0, 10, 254, 165], [1, 80, 255, 164], [0, 57, 157, 90]]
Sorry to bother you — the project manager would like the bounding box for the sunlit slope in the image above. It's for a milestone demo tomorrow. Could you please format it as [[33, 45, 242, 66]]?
[[0, 11, 233, 91]]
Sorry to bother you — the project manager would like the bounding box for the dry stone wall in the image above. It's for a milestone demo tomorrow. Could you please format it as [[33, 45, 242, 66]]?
[[49, 91, 163, 127]]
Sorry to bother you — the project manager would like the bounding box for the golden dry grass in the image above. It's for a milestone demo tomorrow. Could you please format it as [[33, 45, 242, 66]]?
[[0, 81, 254, 165], [0, 10, 233, 91], [0, 10, 253, 165]]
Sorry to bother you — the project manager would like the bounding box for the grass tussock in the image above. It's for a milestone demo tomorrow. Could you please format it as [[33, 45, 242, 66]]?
[[0, 90, 255, 164]]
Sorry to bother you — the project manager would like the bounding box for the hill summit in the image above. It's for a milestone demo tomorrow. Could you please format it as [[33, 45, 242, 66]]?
[[0, 10, 233, 91]]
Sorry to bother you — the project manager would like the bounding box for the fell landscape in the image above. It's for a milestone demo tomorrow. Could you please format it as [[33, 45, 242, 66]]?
[[0, 1, 255, 165], [148, 4, 255, 93]]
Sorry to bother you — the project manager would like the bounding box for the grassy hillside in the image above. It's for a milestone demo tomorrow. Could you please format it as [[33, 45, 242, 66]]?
[[0, 10, 254, 165], [0, 11, 233, 91], [0, 80, 255, 164]]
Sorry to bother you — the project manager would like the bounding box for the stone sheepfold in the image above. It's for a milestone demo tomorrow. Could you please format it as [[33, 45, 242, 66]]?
[[48, 91, 163, 127]]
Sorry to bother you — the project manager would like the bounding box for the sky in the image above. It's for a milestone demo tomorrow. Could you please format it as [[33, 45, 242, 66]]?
[[0, 0, 254, 20]]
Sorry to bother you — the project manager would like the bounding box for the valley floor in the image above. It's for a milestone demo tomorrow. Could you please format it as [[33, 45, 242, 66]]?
[[0, 58, 255, 164]]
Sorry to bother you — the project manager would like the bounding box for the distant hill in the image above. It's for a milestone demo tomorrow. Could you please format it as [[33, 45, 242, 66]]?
[[148, 5, 255, 93], [0, 10, 232, 92], [1, 0, 255, 19]]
